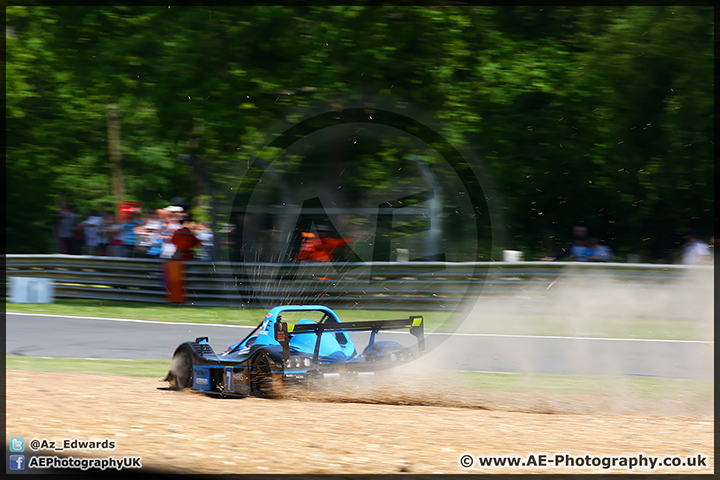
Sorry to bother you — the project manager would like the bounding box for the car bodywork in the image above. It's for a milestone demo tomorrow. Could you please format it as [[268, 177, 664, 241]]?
[[163, 304, 424, 397]]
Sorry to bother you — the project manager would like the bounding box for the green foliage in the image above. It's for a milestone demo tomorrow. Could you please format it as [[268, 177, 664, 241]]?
[[6, 6, 713, 260]]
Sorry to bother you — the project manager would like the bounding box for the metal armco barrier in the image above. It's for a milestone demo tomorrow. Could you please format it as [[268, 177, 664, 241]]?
[[4, 254, 713, 312]]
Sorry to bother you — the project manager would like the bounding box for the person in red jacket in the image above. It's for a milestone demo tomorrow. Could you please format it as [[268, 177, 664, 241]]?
[[297, 225, 350, 263], [172, 219, 200, 261], [296, 231, 321, 262]]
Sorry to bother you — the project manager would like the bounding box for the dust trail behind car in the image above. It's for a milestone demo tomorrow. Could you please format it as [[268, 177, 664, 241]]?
[[277, 266, 713, 417]]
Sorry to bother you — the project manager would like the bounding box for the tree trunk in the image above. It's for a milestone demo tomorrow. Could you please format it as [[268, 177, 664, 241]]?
[[106, 104, 125, 205]]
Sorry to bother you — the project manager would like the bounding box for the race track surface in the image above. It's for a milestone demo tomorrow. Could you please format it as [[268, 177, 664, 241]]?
[[6, 312, 713, 379]]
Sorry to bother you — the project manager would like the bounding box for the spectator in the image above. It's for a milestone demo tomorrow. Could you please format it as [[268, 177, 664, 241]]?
[[135, 222, 151, 257], [97, 211, 114, 256], [57, 203, 80, 254], [194, 224, 215, 261], [107, 214, 125, 257], [172, 218, 200, 261], [160, 231, 177, 260], [569, 237, 590, 261], [681, 230, 711, 265], [542, 225, 589, 261], [119, 211, 144, 258], [709, 236, 715, 264], [296, 231, 322, 262], [80, 210, 104, 256], [52, 206, 62, 253], [144, 225, 164, 258], [157, 210, 178, 260], [296, 225, 351, 263], [165, 206, 183, 232], [145, 209, 164, 231], [586, 237, 614, 262]]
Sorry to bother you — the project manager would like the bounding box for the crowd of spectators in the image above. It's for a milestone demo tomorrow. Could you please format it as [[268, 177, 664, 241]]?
[[681, 229, 713, 265], [541, 224, 713, 265], [54, 204, 214, 261], [541, 225, 616, 262], [55, 205, 712, 266]]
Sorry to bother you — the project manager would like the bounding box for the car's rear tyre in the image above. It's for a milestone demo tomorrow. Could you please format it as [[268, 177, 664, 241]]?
[[250, 353, 277, 398], [171, 349, 193, 391]]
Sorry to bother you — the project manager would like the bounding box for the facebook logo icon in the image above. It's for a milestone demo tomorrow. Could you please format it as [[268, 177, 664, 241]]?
[[9, 454, 25, 470]]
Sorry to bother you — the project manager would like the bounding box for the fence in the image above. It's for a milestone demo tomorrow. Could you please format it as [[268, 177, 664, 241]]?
[[5, 255, 713, 314]]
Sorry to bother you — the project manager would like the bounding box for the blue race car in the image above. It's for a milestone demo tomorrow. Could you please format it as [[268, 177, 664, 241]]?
[[163, 304, 425, 397]]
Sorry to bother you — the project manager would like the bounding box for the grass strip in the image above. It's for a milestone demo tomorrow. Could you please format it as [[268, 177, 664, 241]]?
[[4, 298, 452, 329], [456, 370, 714, 400], [6, 356, 169, 378], [5, 356, 713, 402]]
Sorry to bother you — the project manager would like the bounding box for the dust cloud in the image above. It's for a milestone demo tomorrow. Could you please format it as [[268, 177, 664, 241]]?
[[279, 354, 712, 417], [463, 264, 714, 333], [282, 266, 714, 417]]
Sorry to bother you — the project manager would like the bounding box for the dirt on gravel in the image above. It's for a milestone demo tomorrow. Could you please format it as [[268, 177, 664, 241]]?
[[5, 368, 713, 475]]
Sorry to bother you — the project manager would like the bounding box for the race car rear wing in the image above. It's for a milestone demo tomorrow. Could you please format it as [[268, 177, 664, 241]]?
[[274, 316, 424, 362]]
